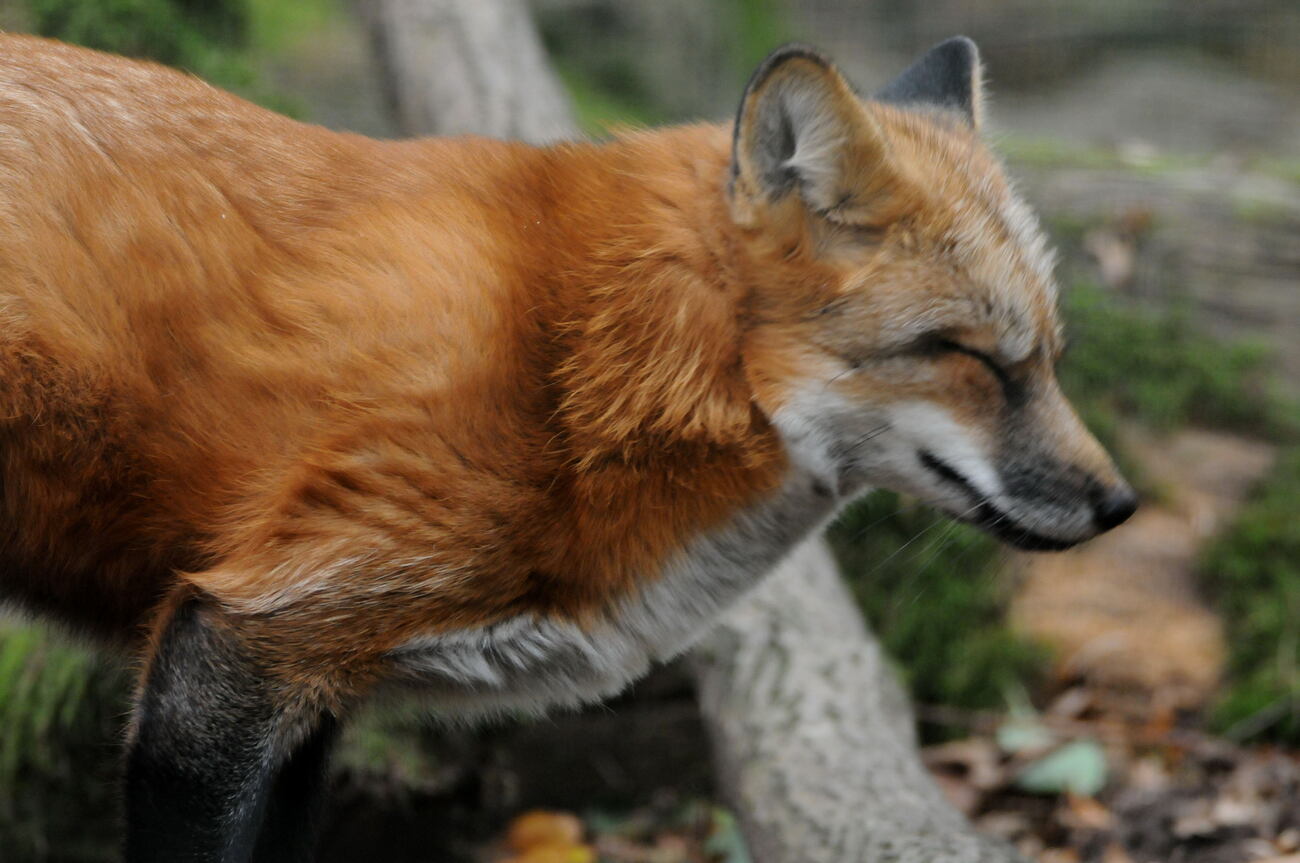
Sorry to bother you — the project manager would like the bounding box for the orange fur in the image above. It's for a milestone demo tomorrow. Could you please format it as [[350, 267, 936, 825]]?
[[0, 35, 786, 686]]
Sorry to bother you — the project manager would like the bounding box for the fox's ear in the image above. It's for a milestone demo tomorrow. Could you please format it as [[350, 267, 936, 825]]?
[[875, 36, 983, 128], [730, 45, 891, 224]]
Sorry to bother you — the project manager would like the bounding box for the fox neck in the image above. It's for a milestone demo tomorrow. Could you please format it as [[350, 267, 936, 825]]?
[[511, 125, 831, 597]]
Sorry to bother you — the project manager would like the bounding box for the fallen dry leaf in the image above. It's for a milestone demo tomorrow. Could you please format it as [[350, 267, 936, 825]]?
[[1062, 793, 1114, 831], [502, 845, 596, 863], [507, 811, 585, 853]]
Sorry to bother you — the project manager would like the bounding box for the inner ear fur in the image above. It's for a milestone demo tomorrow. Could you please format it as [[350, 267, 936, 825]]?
[[730, 45, 895, 227]]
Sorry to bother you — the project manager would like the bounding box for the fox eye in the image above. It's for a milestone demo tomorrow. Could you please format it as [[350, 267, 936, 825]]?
[[927, 337, 1011, 387]]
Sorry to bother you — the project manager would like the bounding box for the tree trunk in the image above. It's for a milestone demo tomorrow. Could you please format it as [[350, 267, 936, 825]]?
[[355, 0, 576, 142], [693, 540, 1026, 862], [357, 2, 1026, 860]]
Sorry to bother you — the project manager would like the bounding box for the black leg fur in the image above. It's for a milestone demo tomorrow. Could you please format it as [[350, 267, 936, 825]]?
[[251, 713, 339, 863], [125, 597, 329, 863]]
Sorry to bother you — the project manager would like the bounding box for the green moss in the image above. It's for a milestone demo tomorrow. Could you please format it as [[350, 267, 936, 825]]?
[[1199, 448, 1300, 744], [1057, 282, 1295, 441], [1037, 283, 1298, 744], [0, 622, 129, 861]]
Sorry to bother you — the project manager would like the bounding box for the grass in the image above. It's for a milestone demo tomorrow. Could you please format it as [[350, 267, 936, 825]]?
[[1059, 282, 1296, 438], [0, 621, 128, 861], [1199, 448, 1300, 744]]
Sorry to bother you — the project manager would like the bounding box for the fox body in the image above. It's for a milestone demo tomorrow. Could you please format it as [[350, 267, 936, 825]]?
[[0, 33, 1133, 862]]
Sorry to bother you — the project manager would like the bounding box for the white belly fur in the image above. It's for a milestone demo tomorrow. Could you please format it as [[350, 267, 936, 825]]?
[[384, 466, 841, 719]]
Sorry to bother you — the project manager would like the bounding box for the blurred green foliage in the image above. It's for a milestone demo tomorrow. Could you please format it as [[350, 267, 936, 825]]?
[[1058, 283, 1296, 442], [555, 61, 666, 137], [731, 0, 788, 71], [542, 0, 790, 136], [21, 0, 313, 114], [26, 0, 250, 79], [0, 622, 128, 860], [26, 0, 243, 60], [1200, 449, 1300, 744]]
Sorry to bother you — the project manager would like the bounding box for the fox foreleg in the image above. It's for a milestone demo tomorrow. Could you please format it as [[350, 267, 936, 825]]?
[[125, 595, 338, 863]]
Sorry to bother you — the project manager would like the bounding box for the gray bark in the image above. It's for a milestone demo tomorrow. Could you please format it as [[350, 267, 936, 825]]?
[[356, 2, 1025, 860], [356, 0, 576, 141], [693, 540, 1026, 863]]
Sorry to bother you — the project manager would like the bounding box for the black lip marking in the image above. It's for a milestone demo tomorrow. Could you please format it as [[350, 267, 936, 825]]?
[[918, 450, 1082, 552], [919, 450, 977, 495]]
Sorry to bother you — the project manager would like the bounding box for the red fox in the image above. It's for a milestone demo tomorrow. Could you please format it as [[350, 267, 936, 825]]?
[[0, 33, 1134, 861]]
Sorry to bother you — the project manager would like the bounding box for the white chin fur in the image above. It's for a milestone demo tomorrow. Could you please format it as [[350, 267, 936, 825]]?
[[769, 382, 873, 498], [884, 402, 1002, 499]]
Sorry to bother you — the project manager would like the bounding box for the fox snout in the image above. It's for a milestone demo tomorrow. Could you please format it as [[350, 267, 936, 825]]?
[[1013, 384, 1139, 544], [988, 454, 1137, 550], [918, 440, 1137, 552], [960, 383, 1138, 550]]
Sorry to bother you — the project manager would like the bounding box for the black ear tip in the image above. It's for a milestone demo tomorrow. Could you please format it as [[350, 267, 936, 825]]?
[[935, 35, 980, 66], [874, 35, 983, 124]]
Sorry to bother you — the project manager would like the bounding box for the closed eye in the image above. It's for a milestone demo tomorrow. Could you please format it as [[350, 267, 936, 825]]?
[[927, 337, 1013, 390]]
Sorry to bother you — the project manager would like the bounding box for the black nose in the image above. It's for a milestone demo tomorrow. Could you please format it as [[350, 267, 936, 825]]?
[[1093, 485, 1139, 532]]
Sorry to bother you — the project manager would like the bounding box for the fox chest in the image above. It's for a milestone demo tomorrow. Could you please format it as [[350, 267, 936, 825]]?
[[384, 468, 838, 717]]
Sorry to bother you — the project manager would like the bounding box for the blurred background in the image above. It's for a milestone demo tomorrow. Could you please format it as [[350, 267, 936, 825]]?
[[0, 1, 1295, 861]]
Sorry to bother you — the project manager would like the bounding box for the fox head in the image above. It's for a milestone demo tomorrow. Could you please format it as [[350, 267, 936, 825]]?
[[729, 39, 1136, 550]]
